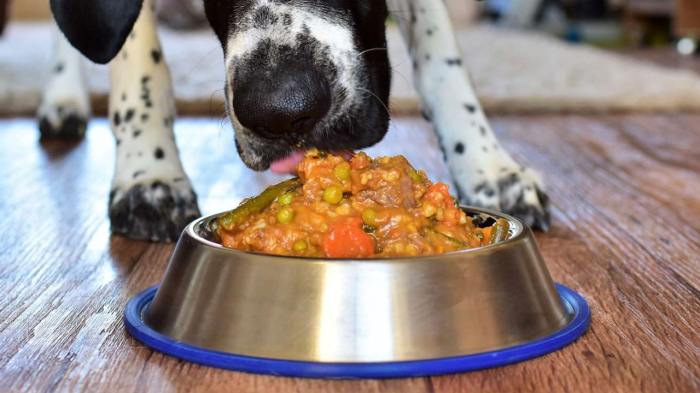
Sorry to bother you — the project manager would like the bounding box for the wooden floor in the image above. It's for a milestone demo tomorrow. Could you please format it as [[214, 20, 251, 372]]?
[[0, 114, 698, 392]]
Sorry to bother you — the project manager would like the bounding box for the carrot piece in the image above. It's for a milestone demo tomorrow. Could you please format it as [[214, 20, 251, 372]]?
[[480, 226, 493, 244], [322, 218, 375, 258], [425, 182, 454, 205]]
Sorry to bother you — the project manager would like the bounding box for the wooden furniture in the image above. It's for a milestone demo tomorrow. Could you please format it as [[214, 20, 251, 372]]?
[[624, 0, 700, 44], [676, 0, 700, 36], [0, 112, 698, 392]]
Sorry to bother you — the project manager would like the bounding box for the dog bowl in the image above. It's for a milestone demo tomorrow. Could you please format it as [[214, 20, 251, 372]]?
[[125, 207, 589, 379]]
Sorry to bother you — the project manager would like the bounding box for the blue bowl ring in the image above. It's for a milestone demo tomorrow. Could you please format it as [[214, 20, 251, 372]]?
[[124, 283, 589, 379]]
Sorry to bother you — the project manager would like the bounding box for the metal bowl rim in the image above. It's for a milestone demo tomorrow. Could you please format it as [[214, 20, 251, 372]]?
[[183, 206, 528, 263]]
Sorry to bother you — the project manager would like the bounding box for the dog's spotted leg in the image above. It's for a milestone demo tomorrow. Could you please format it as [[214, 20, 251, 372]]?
[[388, 0, 550, 229], [37, 29, 90, 139], [108, 0, 200, 242]]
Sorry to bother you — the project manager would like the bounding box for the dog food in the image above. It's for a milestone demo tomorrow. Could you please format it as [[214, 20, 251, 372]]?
[[217, 149, 508, 258]]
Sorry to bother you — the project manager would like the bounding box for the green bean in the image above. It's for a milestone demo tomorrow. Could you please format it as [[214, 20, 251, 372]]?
[[425, 228, 469, 248], [218, 178, 302, 231], [490, 219, 510, 244]]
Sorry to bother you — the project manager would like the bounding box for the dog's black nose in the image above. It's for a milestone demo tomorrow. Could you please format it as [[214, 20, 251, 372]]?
[[233, 64, 331, 137]]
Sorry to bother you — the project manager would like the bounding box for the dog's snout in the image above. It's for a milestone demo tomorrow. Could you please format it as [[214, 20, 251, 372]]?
[[233, 64, 331, 137]]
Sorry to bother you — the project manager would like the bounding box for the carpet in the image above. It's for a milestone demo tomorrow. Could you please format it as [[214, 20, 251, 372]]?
[[2, 22, 700, 117]]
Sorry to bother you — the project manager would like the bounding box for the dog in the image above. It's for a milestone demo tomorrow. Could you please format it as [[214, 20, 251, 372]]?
[[42, 0, 549, 242]]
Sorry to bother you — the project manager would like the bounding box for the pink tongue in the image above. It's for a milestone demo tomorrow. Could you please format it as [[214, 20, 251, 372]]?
[[270, 150, 355, 174], [270, 150, 305, 174]]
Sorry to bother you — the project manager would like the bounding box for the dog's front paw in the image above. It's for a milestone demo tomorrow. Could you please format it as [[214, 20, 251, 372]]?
[[109, 180, 201, 242], [38, 108, 88, 139], [461, 168, 551, 231], [37, 93, 90, 139]]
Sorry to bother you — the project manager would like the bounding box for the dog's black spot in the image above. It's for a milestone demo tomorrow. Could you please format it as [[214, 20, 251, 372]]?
[[141, 113, 149, 122], [493, 143, 499, 150], [150, 49, 161, 64], [464, 104, 476, 113], [426, 28, 433, 36], [283, 13, 292, 26], [482, 146, 488, 153], [477, 169, 485, 175], [140, 76, 153, 107], [454, 142, 465, 154], [113, 111, 121, 126], [474, 182, 495, 197], [173, 177, 185, 182], [254, 6, 278, 28], [116, 138, 121, 146], [421, 109, 432, 122], [413, 59, 418, 70], [121, 93, 127, 101], [133, 129, 142, 138], [124, 109, 135, 122], [54, 63, 64, 73], [425, 54, 431, 61], [446, 58, 462, 66], [154, 147, 165, 159], [132, 170, 145, 179], [497, 173, 520, 194]]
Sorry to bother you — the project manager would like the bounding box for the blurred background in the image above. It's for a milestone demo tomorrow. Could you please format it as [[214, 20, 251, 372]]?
[[7, 0, 700, 48], [2, 0, 700, 118]]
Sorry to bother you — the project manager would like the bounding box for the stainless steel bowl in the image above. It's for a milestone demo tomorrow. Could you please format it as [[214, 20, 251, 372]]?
[[142, 207, 573, 363]]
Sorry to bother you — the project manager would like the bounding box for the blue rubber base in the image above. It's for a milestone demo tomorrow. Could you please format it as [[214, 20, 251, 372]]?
[[124, 284, 589, 379]]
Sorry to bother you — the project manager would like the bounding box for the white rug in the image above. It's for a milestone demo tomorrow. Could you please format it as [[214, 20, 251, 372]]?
[[2, 22, 700, 117]]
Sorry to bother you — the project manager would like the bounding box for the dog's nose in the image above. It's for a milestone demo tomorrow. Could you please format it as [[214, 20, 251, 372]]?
[[233, 65, 331, 137]]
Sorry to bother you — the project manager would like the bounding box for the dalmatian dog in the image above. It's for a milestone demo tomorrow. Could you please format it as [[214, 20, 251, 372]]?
[[46, 0, 549, 242]]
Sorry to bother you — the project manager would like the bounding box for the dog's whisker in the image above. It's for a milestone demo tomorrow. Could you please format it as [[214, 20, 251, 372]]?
[[356, 47, 388, 58], [355, 87, 391, 120]]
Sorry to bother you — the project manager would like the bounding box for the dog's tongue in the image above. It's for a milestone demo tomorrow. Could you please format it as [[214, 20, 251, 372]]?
[[270, 150, 354, 174], [270, 150, 306, 174]]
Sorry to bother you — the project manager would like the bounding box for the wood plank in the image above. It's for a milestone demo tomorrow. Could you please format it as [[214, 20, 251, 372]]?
[[0, 115, 698, 392]]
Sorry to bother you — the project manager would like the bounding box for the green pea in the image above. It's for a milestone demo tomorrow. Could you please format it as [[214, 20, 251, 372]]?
[[323, 185, 343, 204], [362, 208, 377, 225], [276, 207, 295, 224], [408, 169, 421, 183], [292, 240, 308, 252], [334, 162, 351, 181], [278, 192, 294, 206]]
